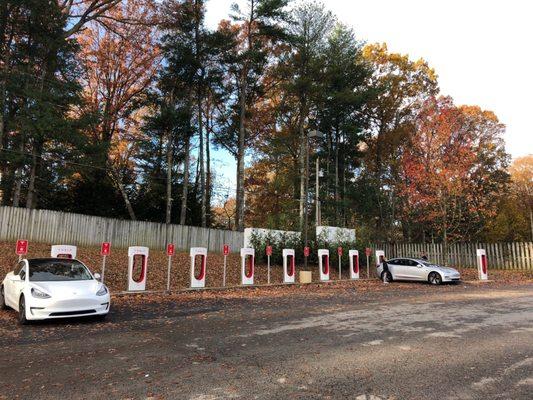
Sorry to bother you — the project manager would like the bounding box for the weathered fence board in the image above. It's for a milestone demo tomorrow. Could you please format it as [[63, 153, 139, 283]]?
[[370, 241, 533, 270], [0, 206, 243, 252]]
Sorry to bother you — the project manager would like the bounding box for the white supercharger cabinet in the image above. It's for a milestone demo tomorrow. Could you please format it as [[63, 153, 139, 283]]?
[[190, 247, 207, 288], [477, 248, 488, 280], [283, 249, 296, 284], [375, 250, 385, 268], [241, 248, 255, 285], [128, 246, 149, 291], [318, 249, 330, 281], [51, 245, 77, 259], [349, 250, 360, 280]]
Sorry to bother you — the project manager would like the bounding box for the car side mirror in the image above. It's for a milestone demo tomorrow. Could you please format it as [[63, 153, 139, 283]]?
[[417, 264, 424, 268], [94, 273, 101, 281]]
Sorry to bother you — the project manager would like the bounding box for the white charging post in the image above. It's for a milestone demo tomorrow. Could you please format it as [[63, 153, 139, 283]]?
[[337, 247, 343, 280]]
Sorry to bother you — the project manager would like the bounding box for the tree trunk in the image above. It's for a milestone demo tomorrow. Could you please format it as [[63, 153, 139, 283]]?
[[529, 205, 533, 242], [110, 169, 136, 220], [195, 0, 206, 228], [25, 139, 43, 209], [236, 71, 247, 231], [298, 104, 306, 232], [205, 116, 212, 226], [334, 128, 339, 225], [165, 130, 173, 224], [180, 136, 190, 225]]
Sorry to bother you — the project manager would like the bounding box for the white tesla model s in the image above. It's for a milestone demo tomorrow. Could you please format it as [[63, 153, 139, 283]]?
[[1, 258, 110, 324]]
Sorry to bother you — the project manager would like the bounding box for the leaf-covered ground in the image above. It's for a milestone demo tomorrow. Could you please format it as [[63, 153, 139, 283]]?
[[0, 241, 531, 294]]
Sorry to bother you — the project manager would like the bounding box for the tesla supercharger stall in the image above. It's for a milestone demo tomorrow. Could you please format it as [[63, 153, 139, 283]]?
[[318, 249, 330, 282], [190, 247, 207, 288], [375, 250, 385, 268], [349, 250, 360, 280], [128, 246, 149, 291], [51, 245, 77, 259], [477, 249, 488, 280], [241, 248, 255, 285], [283, 249, 296, 284]]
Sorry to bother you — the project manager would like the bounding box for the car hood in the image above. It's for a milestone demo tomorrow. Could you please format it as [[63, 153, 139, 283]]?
[[31, 280, 101, 297], [434, 266, 460, 274]]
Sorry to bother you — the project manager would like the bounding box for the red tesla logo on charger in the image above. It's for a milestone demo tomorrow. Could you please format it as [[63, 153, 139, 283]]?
[[337, 247, 343, 256], [16, 240, 28, 255], [223, 244, 230, 256], [266, 246, 272, 256]]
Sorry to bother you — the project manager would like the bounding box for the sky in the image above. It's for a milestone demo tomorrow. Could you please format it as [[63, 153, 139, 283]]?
[[204, 0, 533, 196]]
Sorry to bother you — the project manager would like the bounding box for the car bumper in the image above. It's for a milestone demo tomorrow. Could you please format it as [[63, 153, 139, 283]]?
[[442, 275, 461, 282], [27, 296, 110, 320]]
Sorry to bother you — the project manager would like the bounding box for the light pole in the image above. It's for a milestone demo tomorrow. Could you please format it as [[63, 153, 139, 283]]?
[[304, 130, 324, 269]]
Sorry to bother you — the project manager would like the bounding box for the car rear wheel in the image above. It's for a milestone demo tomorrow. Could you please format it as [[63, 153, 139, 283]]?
[[18, 295, 29, 325], [0, 286, 7, 310], [428, 272, 442, 285]]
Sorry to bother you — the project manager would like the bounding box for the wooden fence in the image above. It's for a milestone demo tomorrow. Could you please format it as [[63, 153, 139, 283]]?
[[0, 206, 243, 252], [371, 242, 533, 270]]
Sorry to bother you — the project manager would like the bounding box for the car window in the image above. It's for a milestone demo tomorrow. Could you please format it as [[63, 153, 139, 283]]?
[[395, 259, 407, 266], [388, 259, 399, 265], [406, 259, 419, 267], [14, 261, 25, 275], [19, 269, 26, 280], [28, 259, 92, 282]]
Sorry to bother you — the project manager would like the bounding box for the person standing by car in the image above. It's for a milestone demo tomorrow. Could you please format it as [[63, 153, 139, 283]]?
[[420, 252, 429, 261], [381, 257, 390, 284]]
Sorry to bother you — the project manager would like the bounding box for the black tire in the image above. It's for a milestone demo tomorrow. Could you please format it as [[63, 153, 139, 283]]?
[[381, 271, 393, 282], [428, 272, 442, 285], [0, 286, 8, 310], [95, 314, 107, 322], [18, 295, 29, 325]]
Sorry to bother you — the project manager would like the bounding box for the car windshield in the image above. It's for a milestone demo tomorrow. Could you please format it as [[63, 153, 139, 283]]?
[[417, 259, 439, 267], [28, 259, 92, 282]]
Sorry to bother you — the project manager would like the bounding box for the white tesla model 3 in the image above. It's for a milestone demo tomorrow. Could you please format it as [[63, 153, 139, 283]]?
[[1, 258, 110, 324]]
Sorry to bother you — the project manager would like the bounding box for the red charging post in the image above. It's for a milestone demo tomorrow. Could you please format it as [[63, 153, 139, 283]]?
[[166, 243, 175, 291], [223, 244, 230, 286], [337, 247, 343, 280], [16, 239, 28, 262], [100, 242, 111, 283], [266, 245, 272, 284], [365, 247, 372, 279]]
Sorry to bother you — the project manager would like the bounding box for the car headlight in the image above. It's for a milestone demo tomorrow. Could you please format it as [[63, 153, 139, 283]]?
[[31, 288, 51, 299], [96, 285, 108, 296]]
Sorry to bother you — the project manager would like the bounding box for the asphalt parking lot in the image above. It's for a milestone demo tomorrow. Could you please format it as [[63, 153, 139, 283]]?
[[1, 281, 532, 400]]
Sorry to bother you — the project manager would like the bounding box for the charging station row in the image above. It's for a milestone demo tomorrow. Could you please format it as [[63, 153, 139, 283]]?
[[44, 244, 490, 292]]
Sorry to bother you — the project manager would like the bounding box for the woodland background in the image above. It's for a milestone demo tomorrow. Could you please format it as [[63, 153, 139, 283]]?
[[0, 0, 532, 249]]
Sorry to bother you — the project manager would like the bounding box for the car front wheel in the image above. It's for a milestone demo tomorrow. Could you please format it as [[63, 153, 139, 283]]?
[[18, 295, 29, 325], [381, 271, 393, 282], [0, 286, 7, 310], [428, 272, 442, 285]]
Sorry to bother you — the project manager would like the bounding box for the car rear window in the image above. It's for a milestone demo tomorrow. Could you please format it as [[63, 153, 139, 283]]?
[[28, 259, 92, 282]]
